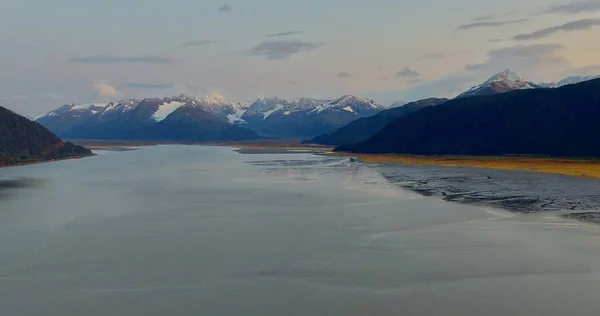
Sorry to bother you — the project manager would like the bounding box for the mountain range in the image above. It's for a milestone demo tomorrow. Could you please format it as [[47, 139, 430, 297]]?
[[37, 95, 261, 142], [338, 78, 600, 157], [240, 95, 383, 137], [1, 106, 91, 166], [37, 94, 386, 141]]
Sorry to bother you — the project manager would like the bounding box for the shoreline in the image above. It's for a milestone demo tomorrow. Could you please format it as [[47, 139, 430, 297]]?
[[66, 140, 600, 180], [0, 153, 95, 169], [332, 152, 600, 180]]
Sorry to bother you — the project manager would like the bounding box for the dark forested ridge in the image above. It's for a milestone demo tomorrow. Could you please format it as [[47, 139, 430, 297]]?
[[0, 106, 92, 166], [339, 79, 600, 157], [308, 98, 448, 146]]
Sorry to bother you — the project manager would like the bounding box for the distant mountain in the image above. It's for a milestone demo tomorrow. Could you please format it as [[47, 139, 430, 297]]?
[[37, 95, 260, 142], [457, 69, 536, 98], [534, 75, 600, 89], [308, 98, 448, 146], [390, 100, 408, 107], [458, 69, 600, 99], [240, 95, 384, 138], [339, 78, 600, 157], [0, 106, 91, 166]]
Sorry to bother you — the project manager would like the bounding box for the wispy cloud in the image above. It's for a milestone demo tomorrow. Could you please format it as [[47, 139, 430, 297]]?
[[464, 44, 567, 72], [337, 72, 351, 78], [70, 55, 174, 64], [514, 18, 600, 40], [0, 93, 64, 101], [219, 5, 233, 12], [543, 0, 600, 14], [417, 53, 447, 61], [286, 80, 299, 85], [489, 38, 504, 43], [0, 94, 30, 100], [121, 82, 174, 89], [458, 19, 528, 30], [396, 67, 420, 78], [182, 40, 220, 47], [561, 64, 600, 77], [93, 83, 119, 97], [267, 31, 304, 37], [249, 40, 323, 60], [472, 15, 496, 21]]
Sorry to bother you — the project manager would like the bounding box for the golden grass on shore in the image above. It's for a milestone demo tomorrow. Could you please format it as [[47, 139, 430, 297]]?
[[334, 152, 600, 179]]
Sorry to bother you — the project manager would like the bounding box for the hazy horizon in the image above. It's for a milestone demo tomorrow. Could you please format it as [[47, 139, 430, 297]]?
[[2, 0, 600, 116]]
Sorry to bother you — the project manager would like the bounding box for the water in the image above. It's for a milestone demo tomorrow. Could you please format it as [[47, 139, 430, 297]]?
[[1, 145, 600, 315]]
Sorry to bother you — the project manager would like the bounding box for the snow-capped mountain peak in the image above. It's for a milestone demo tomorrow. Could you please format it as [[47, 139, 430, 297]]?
[[202, 93, 230, 105], [310, 95, 380, 114], [458, 69, 535, 98], [487, 69, 524, 84], [243, 97, 289, 118]]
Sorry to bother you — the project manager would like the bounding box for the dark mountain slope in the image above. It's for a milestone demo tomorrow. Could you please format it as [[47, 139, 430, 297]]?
[[309, 98, 448, 146], [153, 106, 261, 142], [339, 79, 600, 157], [0, 106, 91, 165]]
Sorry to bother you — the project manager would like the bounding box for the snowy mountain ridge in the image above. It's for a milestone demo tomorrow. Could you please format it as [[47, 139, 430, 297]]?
[[535, 75, 600, 88], [458, 69, 536, 98], [458, 69, 600, 98]]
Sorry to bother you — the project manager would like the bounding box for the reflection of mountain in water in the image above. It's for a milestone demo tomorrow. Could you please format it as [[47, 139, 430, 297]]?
[[377, 164, 600, 214], [0, 178, 40, 200]]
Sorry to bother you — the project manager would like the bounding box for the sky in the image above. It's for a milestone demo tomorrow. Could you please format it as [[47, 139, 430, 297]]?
[[1, 0, 600, 116]]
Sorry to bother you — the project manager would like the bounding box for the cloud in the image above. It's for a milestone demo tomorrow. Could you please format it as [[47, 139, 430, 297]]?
[[366, 72, 478, 104], [286, 80, 299, 85], [70, 55, 174, 64], [407, 78, 423, 85], [396, 67, 420, 78], [93, 83, 119, 97], [463, 44, 569, 76], [560, 64, 600, 77], [219, 5, 232, 12], [249, 40, 323, 60], [182, 40, 220, 47], [472, 15, 496, 21], [0, 95, 30, 100], [40, 93, 64, 99], [337, 72, 351, 78], [458, 19, 528, 30], [417, 52, 447, 61], [1, 93, 65, 101], [121, 82, 174, 89], [543, 0, 600, 14], [267, 31, 304, 37], [489, 38, 504, 43], [514, 18, 600, 40]]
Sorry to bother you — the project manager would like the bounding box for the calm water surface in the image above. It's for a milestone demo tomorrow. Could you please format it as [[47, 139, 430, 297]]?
[[1, 145, 600, 315]]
